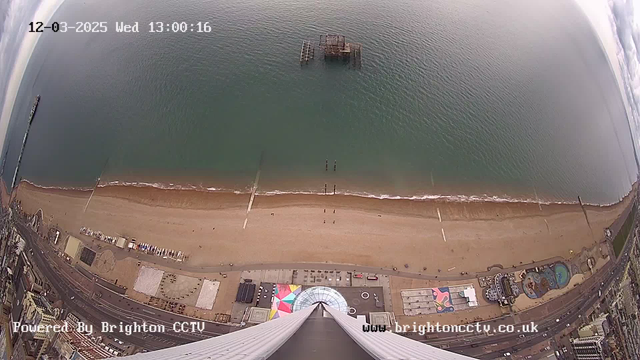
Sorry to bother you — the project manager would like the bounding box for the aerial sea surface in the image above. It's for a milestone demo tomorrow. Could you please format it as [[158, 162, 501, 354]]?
[[2, 0, 638, 205]]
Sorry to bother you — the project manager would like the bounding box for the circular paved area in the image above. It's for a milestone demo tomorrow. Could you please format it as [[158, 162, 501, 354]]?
[[94, 250, 116, 273], [159, 274, 202, 302]]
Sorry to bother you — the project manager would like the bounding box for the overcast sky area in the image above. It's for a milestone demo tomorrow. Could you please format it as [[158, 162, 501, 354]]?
[[0, 0, 640, 160], [573, 0, 640, 158]]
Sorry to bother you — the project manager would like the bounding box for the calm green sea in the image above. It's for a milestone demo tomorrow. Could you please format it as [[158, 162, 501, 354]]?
[[2, 0, 638, 204]]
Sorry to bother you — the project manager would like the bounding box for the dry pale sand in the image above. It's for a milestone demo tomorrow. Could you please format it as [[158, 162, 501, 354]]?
[[15, 182, 634, 275]]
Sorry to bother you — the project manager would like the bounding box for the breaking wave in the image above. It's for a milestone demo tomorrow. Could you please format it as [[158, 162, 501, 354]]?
[[19, 178, 627, 207], [22, 179, 91, 192]]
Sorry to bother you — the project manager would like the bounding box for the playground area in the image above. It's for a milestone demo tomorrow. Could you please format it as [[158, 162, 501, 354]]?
[[522, 262, 571, 299]]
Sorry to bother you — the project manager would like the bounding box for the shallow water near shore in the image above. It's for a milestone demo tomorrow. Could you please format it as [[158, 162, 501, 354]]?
[[2, 0, 638, 205]]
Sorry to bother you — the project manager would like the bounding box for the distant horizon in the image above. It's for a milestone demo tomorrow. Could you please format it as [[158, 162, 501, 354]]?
[[0, 0, 64, 160], [0, 0, 638, 206]]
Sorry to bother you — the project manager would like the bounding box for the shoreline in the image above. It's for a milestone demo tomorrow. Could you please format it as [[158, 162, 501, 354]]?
[[13, 179, 635, 274], [19, 179, 613, 221], [20, 177, 631, 208]]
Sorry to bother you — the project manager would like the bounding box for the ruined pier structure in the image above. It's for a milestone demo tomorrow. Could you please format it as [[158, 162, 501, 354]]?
[[299, 34, 362, 69]]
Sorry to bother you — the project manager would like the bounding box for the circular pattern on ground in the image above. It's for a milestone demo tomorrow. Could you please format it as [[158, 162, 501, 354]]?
[[94, 250, 116, 273], [159, 274, 202, 301]]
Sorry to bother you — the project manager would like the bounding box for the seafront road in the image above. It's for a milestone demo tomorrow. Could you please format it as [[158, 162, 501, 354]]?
[[15, 221, 234, 352], [13, 215, 634, 358]]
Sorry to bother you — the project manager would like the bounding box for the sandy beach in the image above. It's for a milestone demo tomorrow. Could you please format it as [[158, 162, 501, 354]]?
[[14, 181, 634, 274]]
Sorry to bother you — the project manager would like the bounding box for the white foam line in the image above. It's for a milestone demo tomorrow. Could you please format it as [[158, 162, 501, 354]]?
[[441, 228, 447, 242], [437, 208, 442, 222], [20, 178, 627, 207], [22, 179, 92, 192]]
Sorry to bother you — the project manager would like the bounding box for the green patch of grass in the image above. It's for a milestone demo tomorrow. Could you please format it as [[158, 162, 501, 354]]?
[[613, 203, 637, 256]]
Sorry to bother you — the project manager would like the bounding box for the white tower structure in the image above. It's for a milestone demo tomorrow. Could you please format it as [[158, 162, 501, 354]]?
[[116, 299, 474, 360]]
